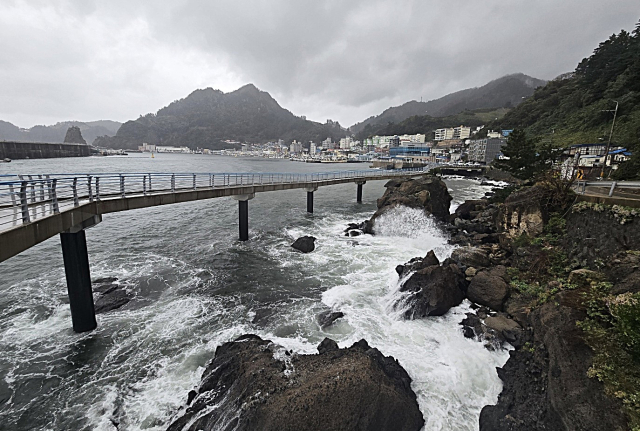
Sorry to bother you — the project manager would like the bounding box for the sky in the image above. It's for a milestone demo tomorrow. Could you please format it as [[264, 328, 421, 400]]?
[[1, 0, 638, 129]]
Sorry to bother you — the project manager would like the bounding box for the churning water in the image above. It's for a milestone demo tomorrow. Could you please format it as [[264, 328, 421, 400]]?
[[0, 154, 508, 430]]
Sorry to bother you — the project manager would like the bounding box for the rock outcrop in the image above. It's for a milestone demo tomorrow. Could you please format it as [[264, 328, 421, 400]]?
[[466, 265, 510, 311], [480, 291, 627, 431], [371, 176, 452, 223], [167, 335, 424, 431], [395, 252, 466, 318], [63, 126, 87, 144], [291, 236, 316, 253]]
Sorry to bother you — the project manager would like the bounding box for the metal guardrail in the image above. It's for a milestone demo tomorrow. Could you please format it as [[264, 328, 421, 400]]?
[[576, 180, 640, 197], [0, 168, 428, 232]]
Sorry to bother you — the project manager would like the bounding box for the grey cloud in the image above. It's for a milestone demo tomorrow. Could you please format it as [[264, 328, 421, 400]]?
[[0, 0, 638, 128]]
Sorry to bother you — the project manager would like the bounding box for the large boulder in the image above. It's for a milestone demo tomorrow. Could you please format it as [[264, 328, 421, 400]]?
[[371, 176, 452, 223], [167, 335, 424, 431], [396, 257, 466, 318], [498, 185, 548, 238], [450, 246, 491, 269], [467, 265, 510, 311], [291, 236, 316, 253]]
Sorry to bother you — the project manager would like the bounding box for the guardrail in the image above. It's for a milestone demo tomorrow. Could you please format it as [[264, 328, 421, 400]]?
[[576, 180, 640, 197], [0, 168, 428, 232]]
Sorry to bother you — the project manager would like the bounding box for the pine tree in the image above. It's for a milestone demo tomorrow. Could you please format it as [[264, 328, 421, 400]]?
[[493, 129, 540, 180]]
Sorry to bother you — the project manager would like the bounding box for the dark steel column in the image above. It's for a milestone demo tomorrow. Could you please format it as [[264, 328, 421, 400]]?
[[357, 183, 364, 203], [60, 230, 97, 333], [239, 199, 249, 241], [307, 191, 314, 213]]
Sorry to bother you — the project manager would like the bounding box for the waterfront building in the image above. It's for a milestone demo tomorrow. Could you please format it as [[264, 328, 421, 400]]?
[[468, 138, 506, 164]]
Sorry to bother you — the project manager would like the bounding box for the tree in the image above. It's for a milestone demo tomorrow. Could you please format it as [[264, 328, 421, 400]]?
[[493, 129, 557, 180]]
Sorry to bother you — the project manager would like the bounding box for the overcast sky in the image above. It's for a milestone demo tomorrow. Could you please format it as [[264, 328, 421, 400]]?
[[1, 0, 638, 129]]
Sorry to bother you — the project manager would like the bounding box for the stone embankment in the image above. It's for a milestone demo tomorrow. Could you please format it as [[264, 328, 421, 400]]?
[[0, 141, 91, 160]]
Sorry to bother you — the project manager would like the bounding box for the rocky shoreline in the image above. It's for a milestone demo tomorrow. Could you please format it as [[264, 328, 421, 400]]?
[[165, 173, 638, 430]]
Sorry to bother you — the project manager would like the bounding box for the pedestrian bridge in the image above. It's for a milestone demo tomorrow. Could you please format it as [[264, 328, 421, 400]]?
[[0, 168, 429, 332]]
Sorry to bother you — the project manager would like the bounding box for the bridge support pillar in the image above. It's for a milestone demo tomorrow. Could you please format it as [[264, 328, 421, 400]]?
[[305, 187, 317, 213], [356, 181, 366, 203], [233, 194, 254, 241], [60, 214, 101, 333]]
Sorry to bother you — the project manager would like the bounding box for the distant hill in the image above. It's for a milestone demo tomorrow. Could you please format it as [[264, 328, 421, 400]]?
[[0, 120, 121, 144], [357, 107, 509, 142], [94, 84, 346, 150], [350, 73, 546, 134]]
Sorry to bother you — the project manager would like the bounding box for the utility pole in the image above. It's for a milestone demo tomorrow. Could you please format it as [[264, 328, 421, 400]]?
[[600, 101, 618, 178]]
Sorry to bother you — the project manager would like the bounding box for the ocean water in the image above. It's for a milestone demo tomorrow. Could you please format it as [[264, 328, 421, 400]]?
[[0, 154, 508, 430]]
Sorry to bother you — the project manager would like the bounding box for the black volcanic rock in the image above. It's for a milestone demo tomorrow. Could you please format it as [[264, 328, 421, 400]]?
[[63, 126, 87, 144], [167, 335, 424, 431], [291, 236, 316, 253], [371, 176, 452, 223]]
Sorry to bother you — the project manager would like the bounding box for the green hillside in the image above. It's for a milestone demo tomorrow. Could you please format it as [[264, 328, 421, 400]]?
[[492, 20, 640, 151]]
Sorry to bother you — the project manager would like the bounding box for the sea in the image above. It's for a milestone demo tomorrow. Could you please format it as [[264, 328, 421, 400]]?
[[0, 153, 509, 431]]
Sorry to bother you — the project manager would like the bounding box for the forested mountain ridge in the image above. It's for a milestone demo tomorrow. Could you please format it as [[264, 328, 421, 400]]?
[[94, 84, 345, 150], [349, 73, 546, 134], [0, 120, 120, 144], [491, 20, 640, 148]]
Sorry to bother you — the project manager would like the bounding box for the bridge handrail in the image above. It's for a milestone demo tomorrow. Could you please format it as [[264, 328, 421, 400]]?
[[0, 168, 429, 231]]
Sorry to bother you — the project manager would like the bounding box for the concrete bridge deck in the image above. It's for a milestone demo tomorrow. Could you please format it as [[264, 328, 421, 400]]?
[[0, 168, 430, 263]]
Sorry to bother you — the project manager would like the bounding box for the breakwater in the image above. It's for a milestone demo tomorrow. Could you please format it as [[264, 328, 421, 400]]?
[[0, 141, 91, 160]]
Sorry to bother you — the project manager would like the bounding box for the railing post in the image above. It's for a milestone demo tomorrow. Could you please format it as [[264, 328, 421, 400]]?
[[52, 179, 59, 214], [95, 177, 100, 201], [87, 175, 93, 203], [609, 181, 617, 197], [20, 181, 30, 223], [120, 174, 125, 198], [28, 176, 36, 219], [9, 183, 18, 225], [171, 174, 175, 192], [73, 178, 79, 206], [193, 174, 196, 190], [46, 176, 53, 214], [148, 173, 152, 192], [143, 175, 147, 196], [38, 175, 45, 216]]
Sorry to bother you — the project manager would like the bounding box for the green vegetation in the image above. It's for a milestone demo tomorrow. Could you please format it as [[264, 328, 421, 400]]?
[[489, 19, 640, 180], [578, 283, 640, 428], [354, 107, 508, 142], [492, 129, 560, 180]]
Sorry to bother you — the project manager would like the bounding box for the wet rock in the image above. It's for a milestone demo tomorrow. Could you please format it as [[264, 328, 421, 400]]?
[[451, 246, 491, 268], [371, 176, 452, 223], [467, 265, 510, 311], [167, 335, 424, 431], [396, 260, 466, 318], [291, 236, 316, 253], [316, 311, 344, 328], [485, 315, 523, 346], [395, 251, 440, 278], [94, 286, 133, 313]]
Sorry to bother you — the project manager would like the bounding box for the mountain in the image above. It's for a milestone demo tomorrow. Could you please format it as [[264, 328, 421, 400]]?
[[94, 84, 346, 150], [490, 22, 640, 146], [0, 120, 121, 144], [356, 107, 509, 142], [350, 73, 546, 134]]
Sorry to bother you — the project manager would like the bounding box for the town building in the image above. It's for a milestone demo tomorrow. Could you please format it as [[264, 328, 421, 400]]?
[[468, 138, 507, 164]]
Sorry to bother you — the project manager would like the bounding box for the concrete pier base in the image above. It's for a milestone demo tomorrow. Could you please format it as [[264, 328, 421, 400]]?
[[233, 194, 254, 241], [305, 187, 317, 213], [60, 230, 97, 333], [356, 181, 366, 203]]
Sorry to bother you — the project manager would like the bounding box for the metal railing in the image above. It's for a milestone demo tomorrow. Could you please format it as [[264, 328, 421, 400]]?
[[576, 180, 640, 197], [0, 168, 428, 232]]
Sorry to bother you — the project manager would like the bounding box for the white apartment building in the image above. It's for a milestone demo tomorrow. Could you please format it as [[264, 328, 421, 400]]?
[[435, 128, 455, 141], [453, 126, 471, 140], [290, 140, 303, 154]]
